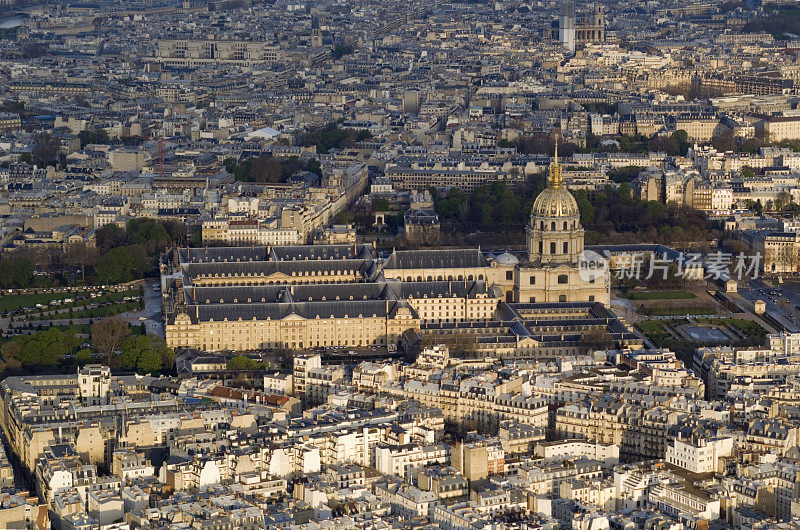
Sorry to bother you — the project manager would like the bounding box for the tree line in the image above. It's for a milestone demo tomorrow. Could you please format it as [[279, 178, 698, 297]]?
[[0, 217, 186, 290], [507, 131, 692, 158], [432, 178, 718, 247], [224, 155, 321, 184], [0, 317, 173, 375]]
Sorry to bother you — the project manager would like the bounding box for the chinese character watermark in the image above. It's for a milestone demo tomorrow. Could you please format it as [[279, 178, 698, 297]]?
[[586, 251, 763, 283]]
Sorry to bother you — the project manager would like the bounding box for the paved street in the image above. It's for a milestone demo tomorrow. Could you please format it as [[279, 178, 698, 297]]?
[[738, 279, 800, 332]]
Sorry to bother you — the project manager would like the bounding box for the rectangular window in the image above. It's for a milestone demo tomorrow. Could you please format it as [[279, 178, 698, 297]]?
[[529, 296, 536, 303], [506, 271, 513, 280], [529, 276, 536, 285]]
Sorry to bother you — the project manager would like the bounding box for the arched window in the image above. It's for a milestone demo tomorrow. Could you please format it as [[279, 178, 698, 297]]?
[[550, 242, 556, 254], [540, 221, 544, 230], [563, 241, 569, 253], [558, 274, 568, 284], [564, 221, 568, 230], [539, 242, 543, 253], [551, 222, 556, 230]]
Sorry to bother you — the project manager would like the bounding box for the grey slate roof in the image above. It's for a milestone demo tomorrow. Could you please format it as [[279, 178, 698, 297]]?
[[383, 248, 489, 269]]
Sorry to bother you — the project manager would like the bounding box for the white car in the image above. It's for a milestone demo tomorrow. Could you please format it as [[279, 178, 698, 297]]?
[[138, 316, 147, 321]]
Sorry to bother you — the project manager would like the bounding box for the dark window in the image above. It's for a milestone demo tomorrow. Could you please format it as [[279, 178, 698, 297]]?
[[563, 241, 568, 253], [559, 294, 567, 302], [529, 276, 536, 285], [550, 242, 556, 254], [506, 271, 513, 280], [529, 296, 536, 303], [589, 295, 595, 302], [558, 274, 568, 284]]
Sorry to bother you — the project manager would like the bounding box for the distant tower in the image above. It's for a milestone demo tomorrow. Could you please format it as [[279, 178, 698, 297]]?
[[558, 1, 576, 54], [577, 4, 605, 46], [311, 16, 322, 48]]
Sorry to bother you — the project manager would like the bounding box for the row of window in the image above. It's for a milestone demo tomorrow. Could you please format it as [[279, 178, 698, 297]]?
[[540, 220, 578, 230], [538, 241, 571, 255]]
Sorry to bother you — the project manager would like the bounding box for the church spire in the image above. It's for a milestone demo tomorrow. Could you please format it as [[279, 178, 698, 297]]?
[[548, 138, 562, 188]]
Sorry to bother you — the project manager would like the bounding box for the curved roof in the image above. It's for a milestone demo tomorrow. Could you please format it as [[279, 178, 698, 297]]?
[[245, 126, 280, 140], [531, 186, 579, 219], [494, 252, 519, 265]]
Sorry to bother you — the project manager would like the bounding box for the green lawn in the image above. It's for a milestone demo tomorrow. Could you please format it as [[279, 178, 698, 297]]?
[[68, 301, 139, 320], [699, 318, 767, 345], [0, 288, 139, 315], [90, 289, 139, 305], [26, 300, 139, 321], [0, 292, 82, 313], [623, 291, 696, 300], [636, 320, 670, 340]]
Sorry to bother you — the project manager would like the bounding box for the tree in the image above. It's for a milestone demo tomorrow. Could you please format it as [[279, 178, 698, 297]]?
[[0, 257, 33, 288], [306, 158, 322, 176], [91, 317, 130, 365], [608, 166, 645, 183], [160, 345, 176, 373], [118, 335, 149, 369], [21, 43, 46, 58], [162, 220, 188, 244], [580, 328, 616, 350], [0, 342, 21, 370], [75, 348, 92, 366], [574, 190, 596, 227], [13, 329, 77, 366], [32, 132, 61, 167], [372, 198, 391, 212], [296, 124, 372, 154], [333, 43, 354, 59], [125, 218, 169, 247], [136, 347, 162, 375], [77, 129, 110, 148], [618, 182, 632, 202], [249, 155, 285, 183], [776, 191, 792, 212], [97, 224, 126, 250], [96, 247, 134, 284], [228, 355, 257, 370]]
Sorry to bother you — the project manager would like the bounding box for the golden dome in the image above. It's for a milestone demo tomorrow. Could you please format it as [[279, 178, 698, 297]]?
[[532, 186, 579, 218], [531, 141, 579, 218]]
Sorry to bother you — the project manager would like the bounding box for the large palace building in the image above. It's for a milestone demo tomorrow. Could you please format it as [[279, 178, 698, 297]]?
[[161, 152, 612, 354]]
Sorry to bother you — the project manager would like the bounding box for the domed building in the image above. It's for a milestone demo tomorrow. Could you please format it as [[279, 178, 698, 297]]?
[[527, 147, 584, 265], [510, 144, 610, 304]]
